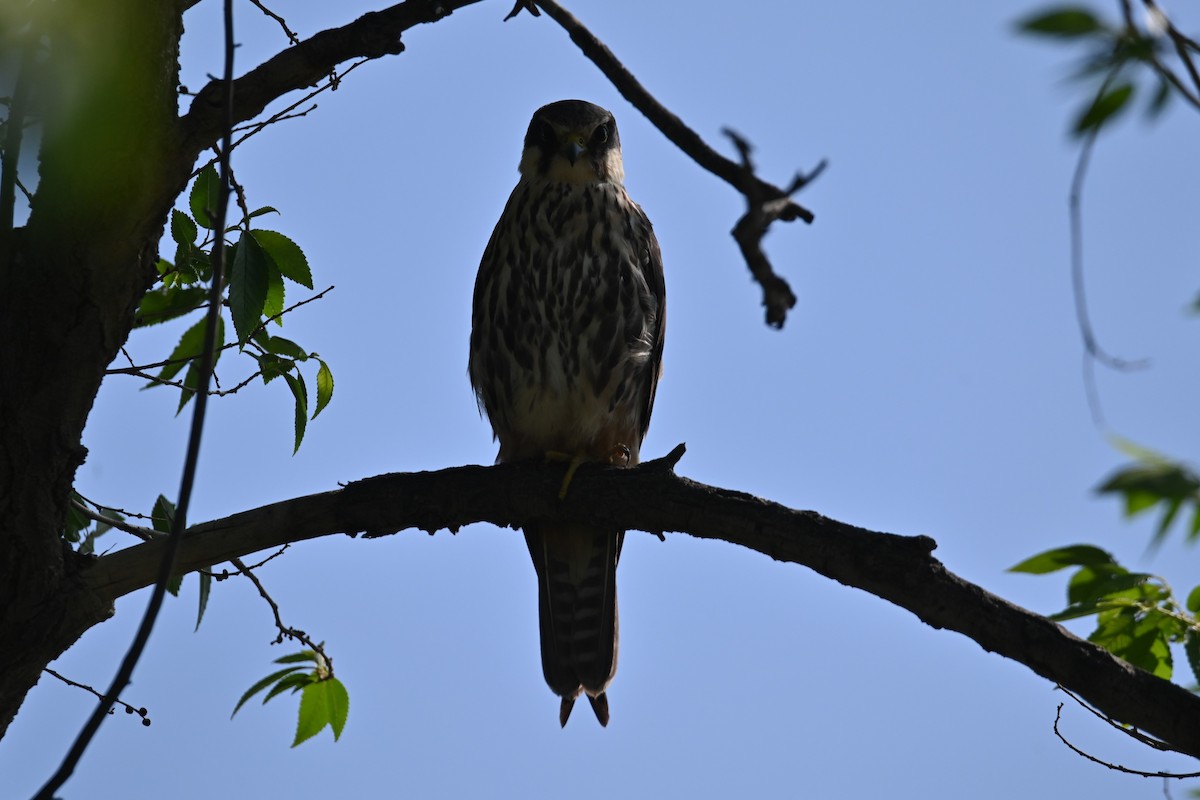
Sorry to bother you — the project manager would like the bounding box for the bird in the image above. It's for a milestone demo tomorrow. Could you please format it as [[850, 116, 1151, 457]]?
[[468, 99, 666, 727]]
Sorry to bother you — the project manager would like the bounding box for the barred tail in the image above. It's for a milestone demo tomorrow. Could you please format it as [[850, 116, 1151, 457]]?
[[524, 521, 623, 727]]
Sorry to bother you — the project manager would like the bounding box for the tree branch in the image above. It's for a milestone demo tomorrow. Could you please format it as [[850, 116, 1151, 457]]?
[[526, 0, 824, 328], [179, 0, 487, 158], [82, 446, 1200, 759]]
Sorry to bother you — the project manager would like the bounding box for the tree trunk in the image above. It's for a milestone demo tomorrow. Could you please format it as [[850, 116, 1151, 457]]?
[[0, 0, 188, 737]]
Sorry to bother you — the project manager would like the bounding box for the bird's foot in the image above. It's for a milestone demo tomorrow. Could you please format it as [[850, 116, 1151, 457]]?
[[544, 450, 587, 500]]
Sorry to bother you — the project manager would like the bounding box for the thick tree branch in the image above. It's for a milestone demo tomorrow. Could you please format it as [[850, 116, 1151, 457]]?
[[83, 446, 1200, 759], [180, 0, 487, 157]]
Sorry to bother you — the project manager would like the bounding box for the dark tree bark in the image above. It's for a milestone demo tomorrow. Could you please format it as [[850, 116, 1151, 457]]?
[[0, 0, 188, 738]]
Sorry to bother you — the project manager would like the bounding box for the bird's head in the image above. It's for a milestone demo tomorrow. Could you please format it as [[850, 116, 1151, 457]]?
[[519, 99, 624, 185]]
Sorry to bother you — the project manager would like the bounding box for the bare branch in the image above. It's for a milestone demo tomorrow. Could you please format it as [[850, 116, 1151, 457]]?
[[180, 0, 488, 158], [82, 449, 1200, 759], [526, 0, 824, 328], [43, 670, 151, 727], [1053, 703, 1200, 777], [250, 0, 301, 46], [232, 555, 333, 673]]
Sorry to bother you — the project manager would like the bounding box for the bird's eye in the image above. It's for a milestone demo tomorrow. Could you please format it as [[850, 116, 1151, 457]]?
[[591, 124, 610, 145]]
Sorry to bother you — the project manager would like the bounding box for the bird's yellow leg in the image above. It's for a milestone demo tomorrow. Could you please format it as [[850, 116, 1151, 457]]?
[[545, 445, 632, 499], [544, 450, 587, 500]]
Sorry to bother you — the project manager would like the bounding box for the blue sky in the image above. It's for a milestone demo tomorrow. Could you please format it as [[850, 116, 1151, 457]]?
[[5, 1, 1200, 797]]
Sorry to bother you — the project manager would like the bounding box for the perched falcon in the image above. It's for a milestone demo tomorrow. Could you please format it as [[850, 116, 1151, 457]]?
[[468, 99, 666, 726]]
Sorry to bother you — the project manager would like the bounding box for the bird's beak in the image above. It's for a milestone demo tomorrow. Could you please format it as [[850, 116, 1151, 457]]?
[[564, 135, 586, 165]]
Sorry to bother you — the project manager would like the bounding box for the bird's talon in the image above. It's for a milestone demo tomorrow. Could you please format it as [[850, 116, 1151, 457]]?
[[606, 444, 631, 467]]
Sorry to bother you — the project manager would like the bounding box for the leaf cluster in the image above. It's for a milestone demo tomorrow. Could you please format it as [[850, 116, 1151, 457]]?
[[1012, 545, 1200, 682], [232, 650, 349, 747], [138, 166, 333, 453], [1017, 5, 1178, 136], [1097, 447, 1200, 548]]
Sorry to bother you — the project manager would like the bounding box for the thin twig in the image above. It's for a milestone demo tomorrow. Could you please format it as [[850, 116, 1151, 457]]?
[[234, 556, 333, 674], [190, 61, 369, 180], [1053, 702, 1200, 777], [523, 0, 823, 328], [43, 670, 151, 727], [1058, 683, 1177, 751], [105, 285, 334, 376], [250, 0, 300, 45], [1067, 82, 1150, 428], [201, 544, 290, 579], [70, 500, 160, 542]]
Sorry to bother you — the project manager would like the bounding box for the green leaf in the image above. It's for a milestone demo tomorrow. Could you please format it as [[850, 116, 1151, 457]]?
[[293, 678, 349, 747], [1186, 630, 1200, 686], [171, 209, 199, 248], [135, 286, 209, 328], [195, 570, 211, 632], [149, 315, 223, 386], [1185, 585, 1200, 614], [1073, 82, 1134, 136], [177, 362, 199, 414], [263, 260, 285, 326], [230, 233, 270, 344], [1067, 567, 1150, 606], [1008, 544, 1115, 574], [247, 205, 279, 221], [1049, 600, 1106, 622], [167, 573, 184, 597], [231, 666, 305, 718], [251, 229, 312, 289], [257, 353, 290, 385], [267, 336, 308, 360], [152, 494, 175, 534], [1018, 7, 1104, 38], [263, 671, 315, 703], [314, 359, 334, 419], [285, 371, 308, 454], [274, 650, 320, 665], [1098, 461, 1200, 502], [189, 165, 222, 229]]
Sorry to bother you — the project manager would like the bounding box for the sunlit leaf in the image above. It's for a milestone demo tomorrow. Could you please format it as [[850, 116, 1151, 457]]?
[[314, 359, 334, 419], [293, 678, 349, 747], [263, 260, 285, 326]]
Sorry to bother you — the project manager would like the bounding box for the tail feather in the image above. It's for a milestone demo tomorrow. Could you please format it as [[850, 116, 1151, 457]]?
[[526, 521, 622, 726]]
